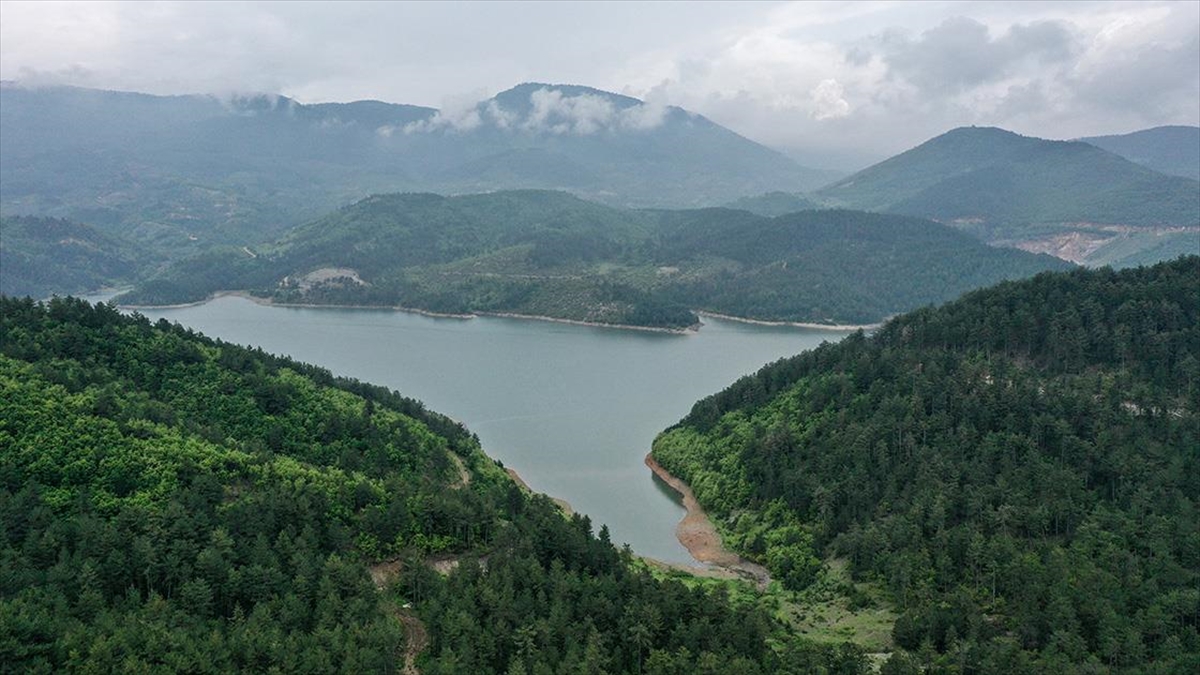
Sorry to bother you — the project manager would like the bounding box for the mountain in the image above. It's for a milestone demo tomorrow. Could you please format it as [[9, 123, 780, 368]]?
[[814, 126, 1200, 265], [723, 191, 825, 217], [0, 82, 831, 257], [119, 190, 1071, 328], [0, 215, 154, 298], [1081, 125, 1200, 181], [1, 295, 874, 674], [653, 256, 1200, 674]]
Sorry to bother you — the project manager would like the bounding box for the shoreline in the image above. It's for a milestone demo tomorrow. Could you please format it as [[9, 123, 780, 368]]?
[[120, 290, 479, 319], [644, 453, 771, 590], [110, 290, 881, 334], [695, 310, 880, 331], [477, 311, 696, 334], [504, 467, 575, 516], [117, 290, 693, 333]]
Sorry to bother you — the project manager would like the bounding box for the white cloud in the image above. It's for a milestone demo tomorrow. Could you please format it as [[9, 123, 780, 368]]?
[[392, 87, 671, 136], [810, 79, 850, 120], [1, 1, 1196, 167]]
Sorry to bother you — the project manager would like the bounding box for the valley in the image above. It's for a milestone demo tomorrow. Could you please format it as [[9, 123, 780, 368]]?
[[105, 292, 859, 565], [1, 9, 1197, 670]]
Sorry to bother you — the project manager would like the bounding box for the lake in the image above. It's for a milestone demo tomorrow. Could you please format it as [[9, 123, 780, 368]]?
[[116, 295, 854, 564]]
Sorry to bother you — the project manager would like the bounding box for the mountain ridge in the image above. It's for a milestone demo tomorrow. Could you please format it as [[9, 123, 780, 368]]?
[[117, 189, 1072, 328], [814, 125, 1199, 265], [0, 81, 836, 254], [1079, 125, 1200, 181]]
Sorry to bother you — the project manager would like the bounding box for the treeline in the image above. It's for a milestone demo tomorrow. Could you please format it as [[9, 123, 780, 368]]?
[[653, 257, 1200, 674], [0, 296, 867, 673], [118, 190, 1069, 328]]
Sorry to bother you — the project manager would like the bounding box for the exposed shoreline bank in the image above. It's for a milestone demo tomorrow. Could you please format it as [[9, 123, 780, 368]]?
[[695, 310, 881, 331], [504, 466, 575, 516], [644, 453, 771, 590]]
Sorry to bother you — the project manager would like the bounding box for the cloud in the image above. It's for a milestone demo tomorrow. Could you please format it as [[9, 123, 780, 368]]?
[[394, 87, 671, 136], [2, 1, 1197, 168], [525, 88, 615, 134], [876, 17, 1079, 95], [810, 79, 850, 120], [399, 90, 487, 134]]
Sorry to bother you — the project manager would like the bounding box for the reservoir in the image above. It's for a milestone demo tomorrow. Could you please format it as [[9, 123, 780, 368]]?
[[120, 295, 855, 564]]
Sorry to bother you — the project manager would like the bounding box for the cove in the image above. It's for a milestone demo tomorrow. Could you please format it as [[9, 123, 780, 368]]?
[[117, 295, 855, 565]]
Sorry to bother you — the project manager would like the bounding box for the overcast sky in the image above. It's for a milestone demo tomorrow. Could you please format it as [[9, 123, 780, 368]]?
[[2, 0, 1197, 168]]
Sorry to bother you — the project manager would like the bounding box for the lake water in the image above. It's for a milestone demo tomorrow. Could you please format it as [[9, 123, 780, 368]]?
[[114, 295, 854, 564]]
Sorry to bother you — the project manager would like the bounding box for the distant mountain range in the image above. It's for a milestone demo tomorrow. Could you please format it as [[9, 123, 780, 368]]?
[[1080, 125, 1200, 181], [814, 126, 1199, 265], [0, 82, 836, 255], [117, 189, 1070, 329]]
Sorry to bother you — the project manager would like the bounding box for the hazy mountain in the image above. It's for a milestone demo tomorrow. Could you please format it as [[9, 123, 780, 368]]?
[[0, 215, 153, 298], [723, 191, 825, 217], [121, 190, 1071, 328], [1080, 125, 1200, 181], [814, 126, 1199, 264], [0, 82, 831, 256]]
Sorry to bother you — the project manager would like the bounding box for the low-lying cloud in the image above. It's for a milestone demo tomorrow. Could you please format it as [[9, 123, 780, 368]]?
[[390, 87, 671, 136], [3, 1, 1197, 168]]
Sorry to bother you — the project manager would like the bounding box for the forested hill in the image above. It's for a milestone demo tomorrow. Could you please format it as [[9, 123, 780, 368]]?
[[0, 295, 873, 674], [813, 127, 1200, 267], [0, 82, 831, 257], [119, 189, 1070, 329], [1081, 126, 1200, 182], [653, 256, 1200, 674], [0, 215, 153, 299]]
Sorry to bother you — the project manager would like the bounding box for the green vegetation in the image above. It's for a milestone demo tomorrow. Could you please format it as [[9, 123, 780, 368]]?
[[653, 257, 1200, 673], [1082, 126, 1200, 182], [1086, 230, 1200, 269], [0, 295, 877, 674], [723, 191, 824, 217], [120, 190, 1070, 328], [815, 127, 1200, 266], [0, 82, 829, 258], [0, 216, 152, 299]]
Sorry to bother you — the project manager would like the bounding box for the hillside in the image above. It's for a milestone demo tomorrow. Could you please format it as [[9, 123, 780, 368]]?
[[815, 127, 1200, 265], [0, 215, 153, 298], [723, 191, 825, 217], [119, 190, 1071, 328], [0, 295, 881, 674], [652, 257, 1200, 674], [0, 82, 830, 258], [1081, 126, 1200, 181]]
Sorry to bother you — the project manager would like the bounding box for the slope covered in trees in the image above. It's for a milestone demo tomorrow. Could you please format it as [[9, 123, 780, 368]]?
[[120, 190, 1070, 329], [652, 257, 1200, 674], [814, 127, 1200, 266], [722, 191, 824, 217], [0, 216, 153, 299], [1081, 126, 1200, 182], [0, 295, 872, 674], [0, 82, 831, 259]]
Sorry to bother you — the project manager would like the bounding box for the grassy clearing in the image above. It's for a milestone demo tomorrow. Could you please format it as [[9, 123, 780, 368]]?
[[640, 556, 897, 655]]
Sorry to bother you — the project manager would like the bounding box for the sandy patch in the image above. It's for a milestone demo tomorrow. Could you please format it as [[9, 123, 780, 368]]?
[[645, 454, 771, 590]]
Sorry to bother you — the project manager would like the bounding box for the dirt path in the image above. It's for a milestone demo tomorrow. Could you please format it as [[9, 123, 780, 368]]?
[[645, 453, 772, 590], [392, 607, 428, 675], [368, 561, 429, 675]]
